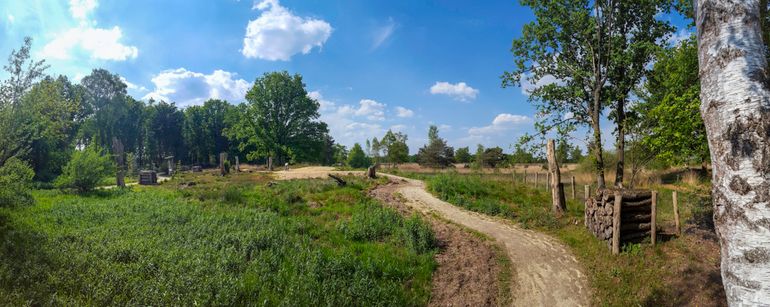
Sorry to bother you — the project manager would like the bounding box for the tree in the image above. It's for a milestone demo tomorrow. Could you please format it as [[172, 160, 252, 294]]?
[[696, 0, 770, 303], [371, 137, 382, 162], [143, 100, 184, 168], [55, 144, 113, 193], [416, 125, 454, 168], [455, 147, 472, 163], [474, 144, 486, 168], [606, 0, 673, 187], [0, 157, 34, 206], [0, 37, 49, 166], [637, 36, 708, 167], [482, 147, 505, 168], [332, 144, 348, 165], [381, 130, 409, 165], [229, 71, 328, 167], [504, 0, 671, 188], [347, 143, 370, 168]]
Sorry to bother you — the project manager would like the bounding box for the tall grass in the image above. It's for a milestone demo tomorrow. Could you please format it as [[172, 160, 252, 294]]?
[[0, 174, 437, 306]]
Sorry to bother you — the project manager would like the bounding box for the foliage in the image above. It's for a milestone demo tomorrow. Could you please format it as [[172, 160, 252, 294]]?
[[481, 147, 506, 168], [0, 173, 436, 305], [0, 157, 35, 207], [636, 36, 708, 166], [347, 143, 371, 168], [416, 125, 454, 168], [380, 130, 409, 164], [55, 145, 113, 192], [455, 147, 472, 163], [227, 71, 328, 165]]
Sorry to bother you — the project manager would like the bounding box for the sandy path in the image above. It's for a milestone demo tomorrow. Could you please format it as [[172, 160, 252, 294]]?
[[275, 167, 590, 306]]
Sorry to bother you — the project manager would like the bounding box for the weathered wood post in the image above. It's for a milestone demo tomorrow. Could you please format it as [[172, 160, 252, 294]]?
[[535, 172, 539, 188], [673, 191, 681, 236], [584, 185, 590, 200], [112, 137, 125, 188], [547, 173, 552, 191], [367, 163, 377, 178], [235, 156, 240, 172], [571, 176, 576, 199], [546, 139, 566, 214], [268, 156, 273, 171], [219, 152, 228, 176], [651, 191, 658, 245], [524, 169, 528, 184], [612, 191, 622, 255]]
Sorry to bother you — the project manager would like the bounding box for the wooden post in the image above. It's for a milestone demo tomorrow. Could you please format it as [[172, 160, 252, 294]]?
[[673, 191, 681, 236], [584, 185, 590, 200], [524, 169, 528, 184], [535, 172, 539, 188], [571, 176, 576, 199], [546, 139, 566, 214], [547, 173, 552, 191], [235, 156, 240, 172], [268, 156, 273, 171], [219, 152, 228, 176], [612, 191, 622, 255], [651, 191, 658, 245], [112, 137, 125, 188]]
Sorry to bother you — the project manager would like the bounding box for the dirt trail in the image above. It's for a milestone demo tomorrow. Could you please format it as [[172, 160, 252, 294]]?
[[275, 167, 591, 306]]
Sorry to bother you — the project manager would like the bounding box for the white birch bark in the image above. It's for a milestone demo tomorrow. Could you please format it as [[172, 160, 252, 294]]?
[[696, 0, 770, 304]]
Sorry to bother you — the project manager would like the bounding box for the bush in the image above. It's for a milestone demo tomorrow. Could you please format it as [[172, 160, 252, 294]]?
[[55, 144, 113, 192], [0, 157, 35, 206]]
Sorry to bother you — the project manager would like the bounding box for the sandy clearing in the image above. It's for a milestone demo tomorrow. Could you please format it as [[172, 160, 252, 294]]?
[[275, 167, 590, 306]]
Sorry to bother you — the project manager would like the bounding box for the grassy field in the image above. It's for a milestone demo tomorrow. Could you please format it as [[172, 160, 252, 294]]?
[[0, 172, 438, 306], [387, 169, 724, 306]]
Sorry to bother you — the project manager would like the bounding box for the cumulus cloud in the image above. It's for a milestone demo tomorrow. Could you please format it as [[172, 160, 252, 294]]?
[[667, 29, 692, 46], [69, 0, 97, 20], [242, 0, 332, 61], [354, 99, 386, 121], [308, 91, 336, 112], [395, 106, 414, 118], [40, 0, 138, 61], [468, 113, 531, 135], [142, 68, 250, 107], [371, 17, 396, 50], [120, 76, 147, 93], [430, 81, 478, 101], [519, 73, 562, 96]]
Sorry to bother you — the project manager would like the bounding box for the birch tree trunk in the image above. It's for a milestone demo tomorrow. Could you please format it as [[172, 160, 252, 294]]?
[[696, 0, 770, 304]]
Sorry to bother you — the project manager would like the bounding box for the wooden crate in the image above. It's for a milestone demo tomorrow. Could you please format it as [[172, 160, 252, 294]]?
[[139, 170, 157, 185]]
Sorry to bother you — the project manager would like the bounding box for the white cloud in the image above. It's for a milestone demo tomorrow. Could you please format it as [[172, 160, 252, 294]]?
[[430, 81, 479, 101], [395, 106, 414, 118], [142, 68, 250, 107], [242, 0, 332, 61], [40, 0, 138, 61], [438, 124, 452, 132], [6, 14, 14, 24], [355, 99, 386, 121], [468, 113, 531, 136], [120, 76, 147, 93], [667, 29, 692, 46], [371, 18, 396, 50], [520, 73, 561, 96], [41, 26, 138, 61], [308, 91, 336, 111], [69, 0, 97, 21]]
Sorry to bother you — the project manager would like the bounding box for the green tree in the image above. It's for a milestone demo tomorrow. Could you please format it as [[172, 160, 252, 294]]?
[[455, 147, 472, 163], [482, 147, 505, 168], [332, 144, 348, 165], [503, 0, 671, 188], [0, 37, 49, 166], [55, 144, 113, 193], [474, 144, 486, 168], [636, 36, 708, 167], [228, 72, 328, 167], [143, 100, 184, 168], [0, 157, 34, 206], [381, 130, 409, 165], [416, 125, 454, 168], [347, 143, 371, 168]]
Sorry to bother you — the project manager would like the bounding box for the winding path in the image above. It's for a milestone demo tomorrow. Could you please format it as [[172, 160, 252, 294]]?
[[276, 167, 591, 306]]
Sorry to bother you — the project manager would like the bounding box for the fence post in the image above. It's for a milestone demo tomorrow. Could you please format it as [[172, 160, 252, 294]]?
[[535, 172, 539, 188], [571, 176, 576, 199], [651, 191, 658, 246], [584, 185, 590, 200], [524, 169, 527, 184], [673, 191, 680, 236], [612, 191, 622, 255]]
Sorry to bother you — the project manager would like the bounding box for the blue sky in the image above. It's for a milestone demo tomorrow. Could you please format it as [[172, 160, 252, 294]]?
[[1, 0, 690, 154]]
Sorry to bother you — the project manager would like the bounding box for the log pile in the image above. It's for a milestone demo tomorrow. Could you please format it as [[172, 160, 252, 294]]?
[[585, 189, 654, 251]]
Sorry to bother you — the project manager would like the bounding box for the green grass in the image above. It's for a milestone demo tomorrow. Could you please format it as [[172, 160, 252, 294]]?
[[389, 170, 718, 306], [0, 172, 437, 306]]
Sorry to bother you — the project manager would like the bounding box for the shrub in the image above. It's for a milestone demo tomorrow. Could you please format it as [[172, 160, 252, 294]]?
[[339, 202, 402, 241], [399, 215, 437, 254], [347, 143, 371, 169], [0, 157, 35, 206], [55, 144, 113, 192]]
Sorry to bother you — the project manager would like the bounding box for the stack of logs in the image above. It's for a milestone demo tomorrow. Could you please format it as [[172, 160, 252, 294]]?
[[585, 189, 657, 254]]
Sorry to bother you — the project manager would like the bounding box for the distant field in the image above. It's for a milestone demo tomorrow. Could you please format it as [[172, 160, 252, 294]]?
[[0, 172, 437, 305]]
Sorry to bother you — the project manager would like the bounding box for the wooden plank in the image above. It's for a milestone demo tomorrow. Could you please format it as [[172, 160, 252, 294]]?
[[622, 213, 652, 223], [673, 191, 681, 236], [621, 222, 651, 231], [623, 198, 652, 207], [651, 191, 658, 245], [612, 191, 622, 255]]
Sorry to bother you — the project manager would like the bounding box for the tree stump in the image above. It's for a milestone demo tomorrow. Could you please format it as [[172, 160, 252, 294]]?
[[367, 163, 377, 178]]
